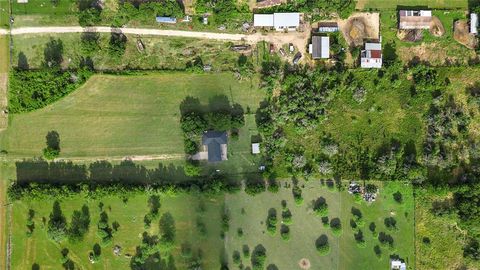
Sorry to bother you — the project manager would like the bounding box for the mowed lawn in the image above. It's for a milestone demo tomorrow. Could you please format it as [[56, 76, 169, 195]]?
[[225, 181, 414, 270], [11, 192, 224, 270], [0, 73, 263, 158], [357, 0, 467, 10]]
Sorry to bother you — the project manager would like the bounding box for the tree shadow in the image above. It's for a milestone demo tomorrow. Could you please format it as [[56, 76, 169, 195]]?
[[18, 52, 29, 70], [180, 96, 202, 116], [46, 131, 60, 151], [43, 38, 64, 68]]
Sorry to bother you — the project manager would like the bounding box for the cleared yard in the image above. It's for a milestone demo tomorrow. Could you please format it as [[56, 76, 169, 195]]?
[[0, 73, 263, 158]]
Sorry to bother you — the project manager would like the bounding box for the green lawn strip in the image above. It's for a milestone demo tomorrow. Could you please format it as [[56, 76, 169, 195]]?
[[11, 33, 242, 71], [11, 192, 224, 270], [0, 72, 262, 158], [358, 0, 468, 10]]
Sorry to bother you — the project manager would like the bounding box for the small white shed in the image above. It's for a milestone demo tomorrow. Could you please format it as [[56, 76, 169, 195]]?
[[252, 143, 260, 154]]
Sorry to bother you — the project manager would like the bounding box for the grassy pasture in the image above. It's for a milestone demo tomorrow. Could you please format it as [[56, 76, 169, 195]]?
[[10, 191, 224, 269], [0, 73, 263, 160], [11, 33, 244, 71], [357, 0, 468, 10], [225, 181, 414, 270]]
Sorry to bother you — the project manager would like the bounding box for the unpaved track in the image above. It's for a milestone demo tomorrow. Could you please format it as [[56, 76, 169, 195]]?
[[0, 26, 249, 41], [0, 26, 308, 48]]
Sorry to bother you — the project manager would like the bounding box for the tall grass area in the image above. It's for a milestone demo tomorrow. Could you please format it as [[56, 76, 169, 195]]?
[[11, 33, 243, 71]]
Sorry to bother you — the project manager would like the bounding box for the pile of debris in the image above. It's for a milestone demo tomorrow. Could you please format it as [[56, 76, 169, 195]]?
[[429, 16, 445, 37], [454, 20, 478, 49], [348, 182, 361, 194], [397, 29, 423, 42]]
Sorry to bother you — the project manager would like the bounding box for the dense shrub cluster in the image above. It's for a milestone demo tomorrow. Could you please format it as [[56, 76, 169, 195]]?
[[9, 69, 92, 113]]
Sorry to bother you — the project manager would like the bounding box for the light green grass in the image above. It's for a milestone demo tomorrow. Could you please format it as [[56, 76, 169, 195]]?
[[11, 33, 243, 71], [11, 191, 224, 270], [357, 0, 468, 10], [225, 181, 415, 270], [0, 73, 263, 158]]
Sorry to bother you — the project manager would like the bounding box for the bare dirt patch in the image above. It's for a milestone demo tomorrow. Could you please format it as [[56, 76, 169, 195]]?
[[397, 29, 423, 42], [429, 16, 445, 37], [454, 20, 478, 49], [338, 12, 379, 47], [298, 258, 311, 269]]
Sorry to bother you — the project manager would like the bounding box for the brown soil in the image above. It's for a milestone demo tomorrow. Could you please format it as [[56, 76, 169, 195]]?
[[298, 258, 311, 269], [339, 12, 380, 47], [429, 16, 445, 37], [397, 29, 423, 42], [454, 20, 478, 49]]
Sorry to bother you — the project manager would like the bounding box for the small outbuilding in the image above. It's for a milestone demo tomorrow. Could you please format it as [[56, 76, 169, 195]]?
[[471, 13, 478, 35], [391, 259, 406, 270], [361, 42, 382, 68], [156, 16, 177, 24], [317, 22, 339, 33], [309, 36, 330, 59], [252, 143, 260, 154]]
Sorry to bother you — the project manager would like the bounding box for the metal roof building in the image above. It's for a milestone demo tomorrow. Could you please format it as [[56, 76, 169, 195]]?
[[399, 10, 432, 29], [310, 36, 330, 59], [156, 17, 177, 24], [471, 13, 478, 35], [361, 42, 382, 68], [254, 13, 300, 31]]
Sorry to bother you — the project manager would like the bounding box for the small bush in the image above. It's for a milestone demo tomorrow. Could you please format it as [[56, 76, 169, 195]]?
[[315, 234, 330, 256]]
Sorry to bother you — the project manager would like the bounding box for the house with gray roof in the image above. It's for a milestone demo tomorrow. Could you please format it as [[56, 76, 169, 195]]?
[[202, 131, 228, 162]]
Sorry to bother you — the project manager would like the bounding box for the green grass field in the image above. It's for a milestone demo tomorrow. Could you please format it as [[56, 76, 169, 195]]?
[[10, 190, 225, 269], [0, 73, 263, 160], [357, 0, 468, 10], [225, 181, 414, 270]]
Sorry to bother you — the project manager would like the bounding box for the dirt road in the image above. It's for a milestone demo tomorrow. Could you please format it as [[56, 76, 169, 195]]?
[[0, 26, 309, 48]]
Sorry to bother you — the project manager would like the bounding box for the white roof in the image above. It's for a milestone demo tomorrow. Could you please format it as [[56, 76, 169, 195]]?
[[321, 36, 329, 58], [274, 13, 300, 28], [254, 13, 300, 29], [252, 143, 260, 154], [391, 260, 406, 270], [471, 13, 478, 34], [365, 42, 381, 50], [254, 14, 274, 27], [420, 10, 432, 17]]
